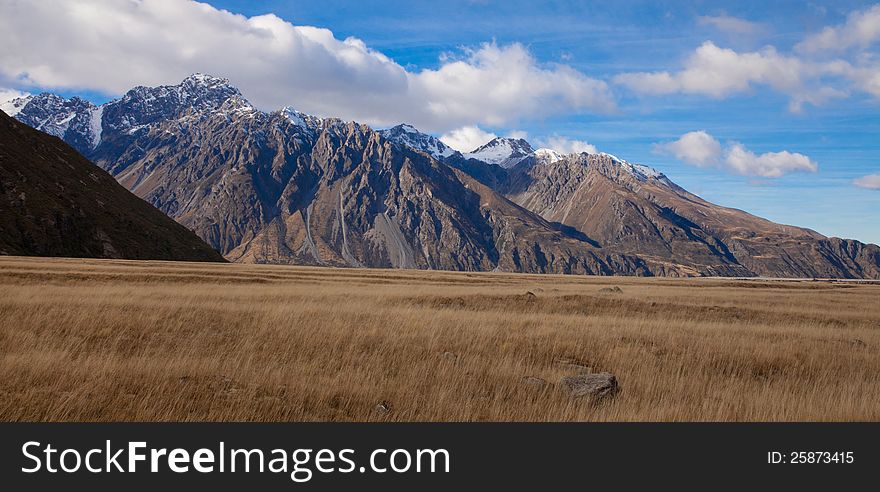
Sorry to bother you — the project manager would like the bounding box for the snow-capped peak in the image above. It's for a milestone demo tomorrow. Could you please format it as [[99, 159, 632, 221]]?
[[12, 93, 97, 142], [181, 73, 230, 86], [597, 152, 668, 184], [378, 124, 456, 159], [599, 151, 624, 162], [465, 137, 534, 168], [1, 95, 33, 117]]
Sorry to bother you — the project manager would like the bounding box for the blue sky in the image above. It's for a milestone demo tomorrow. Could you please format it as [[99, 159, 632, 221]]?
[[1, 0, 878, 243]]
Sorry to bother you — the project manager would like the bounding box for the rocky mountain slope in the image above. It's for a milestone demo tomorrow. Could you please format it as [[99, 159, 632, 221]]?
[[500, 152, 879, 278], [0, 111, 225, 261], [6, 74, 879, 277]]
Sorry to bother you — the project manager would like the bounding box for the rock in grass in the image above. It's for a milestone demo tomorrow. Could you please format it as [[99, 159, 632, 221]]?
[[374, 402, 392, 415], [598, 286, 623, 294], [560, 373, 619, 400], [440, 351, 458, 361]]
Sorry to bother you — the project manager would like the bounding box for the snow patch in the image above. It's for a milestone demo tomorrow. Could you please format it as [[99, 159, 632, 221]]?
[[597, 152, 667, 184], [89, 105, 104, 148], [379, 124, 456, 159], [533, 148, 564, 163], [633, 164, 662, 178], [281, 107, 306, 127]]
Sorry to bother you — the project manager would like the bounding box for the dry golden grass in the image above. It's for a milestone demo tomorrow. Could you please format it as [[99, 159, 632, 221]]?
[[1, 256, 878, 422]]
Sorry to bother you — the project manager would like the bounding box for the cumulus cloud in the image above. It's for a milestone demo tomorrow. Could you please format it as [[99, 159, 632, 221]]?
[[413, 42, 616, 128], [796, 4, 880, 53], [723, 143, 818, 178], [616, 4, 880, 112], [854, 173, 880, 190], [0, 0, 615, 132], [440, 126, 497, 152], [654, 131, 818, 178], [698, 15, 765, 36], [614, 42, 813, 99], [652, 130, 722, 166], [539, 135, 598, 155]]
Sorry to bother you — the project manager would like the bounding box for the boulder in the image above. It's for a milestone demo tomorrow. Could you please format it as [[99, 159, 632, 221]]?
[[559, 372, 619, 400], [374, 402, 392, 415]]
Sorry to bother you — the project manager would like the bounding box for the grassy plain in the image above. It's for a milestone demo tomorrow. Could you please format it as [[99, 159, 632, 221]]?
[[1, 256, 878, 421]]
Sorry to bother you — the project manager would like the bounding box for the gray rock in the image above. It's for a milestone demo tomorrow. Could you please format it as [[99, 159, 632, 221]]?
[[559, 372, 619, 400], [440, 351, 457, 361]]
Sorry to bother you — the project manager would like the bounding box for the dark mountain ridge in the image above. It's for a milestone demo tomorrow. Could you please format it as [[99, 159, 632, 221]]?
[[0, 110, 225, 262]]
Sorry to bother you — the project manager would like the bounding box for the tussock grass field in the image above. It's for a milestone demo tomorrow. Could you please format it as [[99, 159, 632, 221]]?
[[1, 256, 878, 421]]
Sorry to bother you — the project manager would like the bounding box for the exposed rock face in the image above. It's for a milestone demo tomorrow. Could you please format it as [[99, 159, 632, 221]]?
[[8, 74, 880, 278], [0, 111, 225, 262]]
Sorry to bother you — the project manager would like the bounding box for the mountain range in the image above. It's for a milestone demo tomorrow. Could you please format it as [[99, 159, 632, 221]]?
[[4, 74, 879, 277]]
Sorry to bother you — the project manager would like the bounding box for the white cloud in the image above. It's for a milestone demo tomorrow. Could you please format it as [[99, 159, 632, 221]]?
[[0, 0, 615, 132], [698, 15, 765, 36], [440, 126, 497, 152], [506, 130, 529, 140], [0, 87, 29, 103], [655, 131, 818, 178], [614, 41, 857, 111], [539, 135, 598, 155], [652, 130, 722, 167], [854, 173, 880, 190], [819, 58, 880, 98], [796, 4, 880, 53], [723, 143, 818, 178], [413, 42, 616, 128], [614, 42, 808, 98], [615, 5, 880, 110]]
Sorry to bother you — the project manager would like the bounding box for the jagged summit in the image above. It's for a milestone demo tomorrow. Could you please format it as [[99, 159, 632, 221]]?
[[378, 123, 457, 159], [10, 74, 251, 156], [465, 137, 534, 168], [180, 72, 232, 87]]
